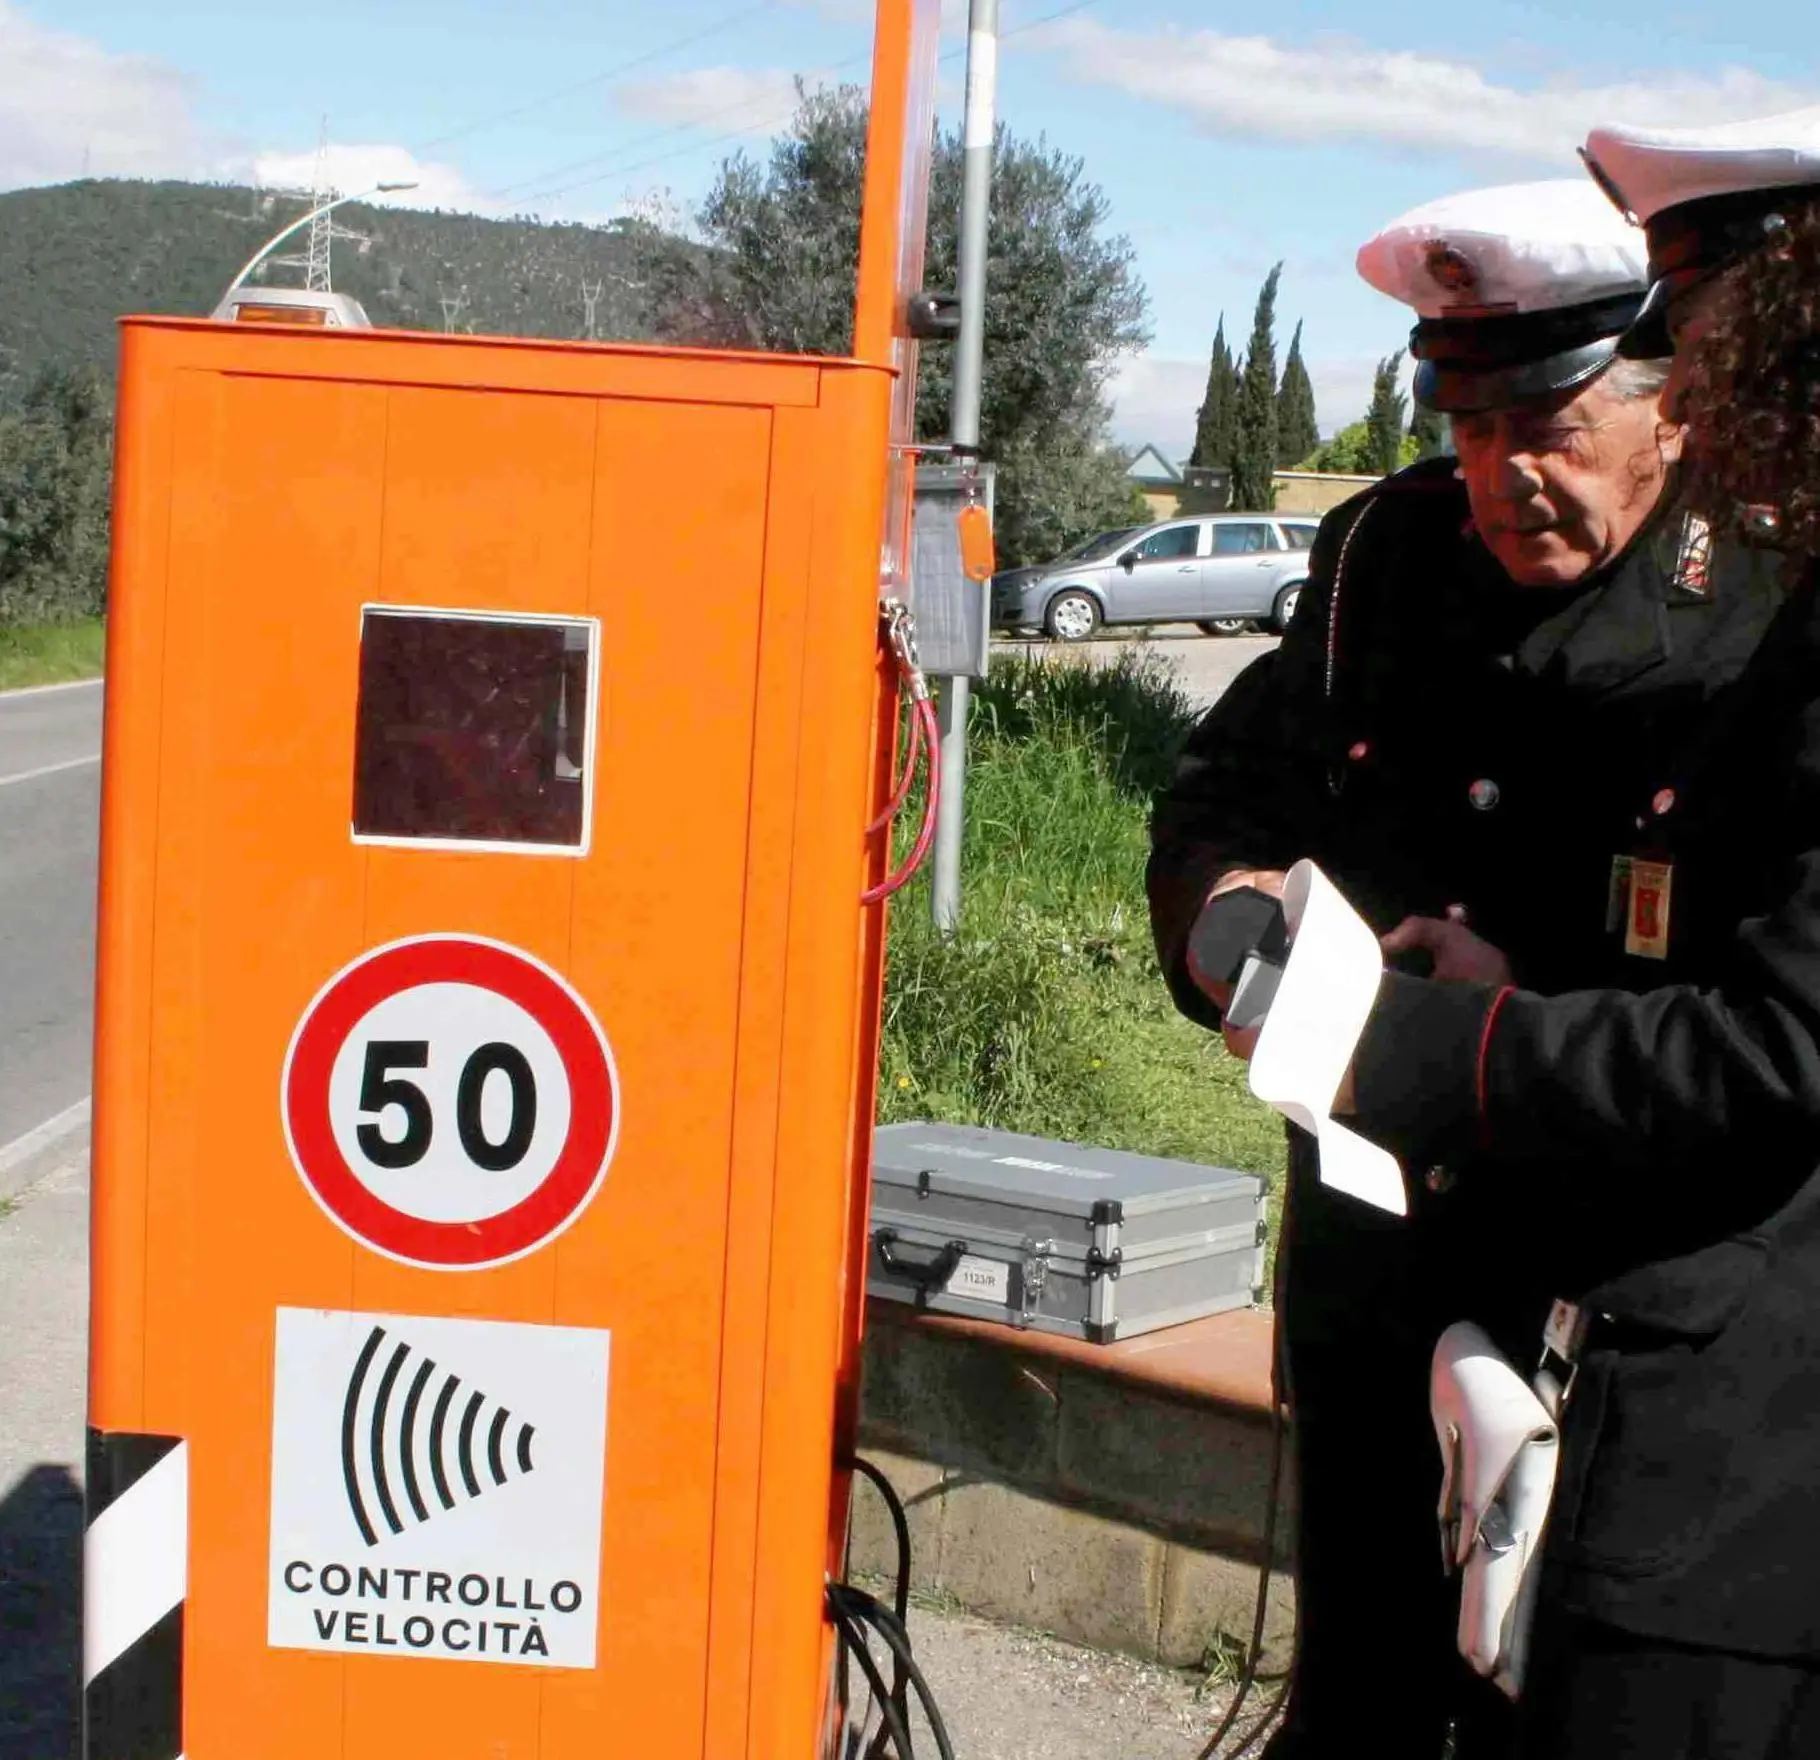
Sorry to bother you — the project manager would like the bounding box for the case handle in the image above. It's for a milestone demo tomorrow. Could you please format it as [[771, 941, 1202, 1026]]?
[[874, 1230, 968, 1293]]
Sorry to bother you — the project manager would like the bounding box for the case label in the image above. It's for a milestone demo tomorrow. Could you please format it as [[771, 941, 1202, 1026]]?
[[945, 1255, 1011, 1306]]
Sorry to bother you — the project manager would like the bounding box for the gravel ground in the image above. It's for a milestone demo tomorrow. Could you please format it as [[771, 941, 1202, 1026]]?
[[862, 1598, 1285, 1760]]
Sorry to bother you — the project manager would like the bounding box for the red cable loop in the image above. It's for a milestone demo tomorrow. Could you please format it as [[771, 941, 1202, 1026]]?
[[867, 693, 925, 836], [862, 696, 941, 906]]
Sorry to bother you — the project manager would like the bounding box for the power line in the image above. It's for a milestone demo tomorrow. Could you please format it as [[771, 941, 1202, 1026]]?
[[414, 0, 784, 156], [507, 0, 1107, 212]]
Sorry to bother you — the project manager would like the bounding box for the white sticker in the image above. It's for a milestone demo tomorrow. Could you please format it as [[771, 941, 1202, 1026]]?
[[945, 1254, 1011, 1306], [269, 1308, 609, 1669]]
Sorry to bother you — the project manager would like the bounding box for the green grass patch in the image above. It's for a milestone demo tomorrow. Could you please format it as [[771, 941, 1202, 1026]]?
[[0, 618, 105, 691], [879, 648, 1286, 1205]]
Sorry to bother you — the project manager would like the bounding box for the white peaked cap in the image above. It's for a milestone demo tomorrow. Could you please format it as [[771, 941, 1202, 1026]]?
[[1356, 179, 1647, 320], [1584, 106, 1820, 227]]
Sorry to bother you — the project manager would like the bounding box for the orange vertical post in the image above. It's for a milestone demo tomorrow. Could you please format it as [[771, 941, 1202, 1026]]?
[[83, 3, 943, 1757]]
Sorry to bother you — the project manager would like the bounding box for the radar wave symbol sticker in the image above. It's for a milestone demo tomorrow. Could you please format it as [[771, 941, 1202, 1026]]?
[[341, 1324, 537, 1548], [270, 1307, 610, 1670]]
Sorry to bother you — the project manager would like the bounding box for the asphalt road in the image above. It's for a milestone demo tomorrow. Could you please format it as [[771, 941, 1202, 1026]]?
[[0, 681, 102, 1169]]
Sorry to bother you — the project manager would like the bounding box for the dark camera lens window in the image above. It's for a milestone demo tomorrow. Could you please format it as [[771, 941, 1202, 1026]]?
[[352, 610, 595, 851]]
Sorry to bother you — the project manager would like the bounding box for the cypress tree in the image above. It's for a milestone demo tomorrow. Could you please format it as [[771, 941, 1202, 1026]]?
[[1364, 351, 1410, 476], [1230, 263, 1282, 510], [1275, 319, 1320, 468], [1188, 315, 1237, 472]]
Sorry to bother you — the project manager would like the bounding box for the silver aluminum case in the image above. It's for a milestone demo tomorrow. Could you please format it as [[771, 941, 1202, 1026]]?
[[869, 1123, 1267, 1342]]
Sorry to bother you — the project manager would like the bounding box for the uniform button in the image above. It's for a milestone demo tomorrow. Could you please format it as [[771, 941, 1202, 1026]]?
[[1468, 779, 1501, 812], [1425, 1166, 1457, 1195], [1348, 741, 1370, 762], [1653, 788, 1677, 817]]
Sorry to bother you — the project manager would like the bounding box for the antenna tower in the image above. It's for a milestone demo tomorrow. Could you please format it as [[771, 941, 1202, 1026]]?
[[268, 118, 370, 291]]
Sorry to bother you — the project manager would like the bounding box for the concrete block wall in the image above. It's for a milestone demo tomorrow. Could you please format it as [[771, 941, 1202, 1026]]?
[[853, 1310, 1295, 1673]]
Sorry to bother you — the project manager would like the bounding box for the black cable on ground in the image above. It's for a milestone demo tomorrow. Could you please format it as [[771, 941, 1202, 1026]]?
[[830, 1590, 919, 1760], [830, 1583, 958, 1760], [848, 1458, 916, 1759], [1193, 1192, 1300, 1760], [1190, 1386, 1287, 1759]]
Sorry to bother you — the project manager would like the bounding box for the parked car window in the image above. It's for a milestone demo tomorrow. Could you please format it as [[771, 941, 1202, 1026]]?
[[1211, 523, 1273, 557], [1058, 527, 1139, 565], [1279, 524, 1318, 550], [1132, 525, 1201, 562]]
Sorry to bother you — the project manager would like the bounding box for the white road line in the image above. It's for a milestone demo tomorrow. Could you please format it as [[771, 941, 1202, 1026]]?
[[0, 753, 101, 789], [0, 675, 104, 701], [0, 1095, 92, 1180]]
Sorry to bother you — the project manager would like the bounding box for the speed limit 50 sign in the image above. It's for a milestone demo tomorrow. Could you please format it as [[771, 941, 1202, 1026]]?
[[282, 936, 619, 1268]]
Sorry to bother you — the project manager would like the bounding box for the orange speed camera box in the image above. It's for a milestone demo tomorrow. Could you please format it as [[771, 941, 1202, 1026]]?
[[86, 315, 895, 1759], [83, 1, 940, 1739]]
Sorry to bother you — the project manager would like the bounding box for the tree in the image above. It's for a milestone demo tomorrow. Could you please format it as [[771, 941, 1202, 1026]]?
[[1229, 264, 1282, 510], [1188, 315, 1237, 472], [1295, 419, 1419, 475], [644, 84, 1152, 564], [1364, 352, 1410, 477], [1408, 400, 1448, 460], [1275, 320, 1319, 470], [0, 367, 112, 626]]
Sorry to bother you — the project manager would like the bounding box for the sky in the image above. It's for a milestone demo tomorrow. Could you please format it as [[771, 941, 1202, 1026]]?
[[4, 0, 1814, 452]]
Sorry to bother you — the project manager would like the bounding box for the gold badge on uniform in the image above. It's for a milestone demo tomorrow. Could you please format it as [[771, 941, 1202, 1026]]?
[[1624, 859, 1674, 960]]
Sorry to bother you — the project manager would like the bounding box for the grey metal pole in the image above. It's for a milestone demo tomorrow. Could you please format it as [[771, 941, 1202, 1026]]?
[[931, 0, 999, 936]]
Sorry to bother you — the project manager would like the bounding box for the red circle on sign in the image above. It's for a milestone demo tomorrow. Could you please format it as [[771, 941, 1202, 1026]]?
[[282, 936, 618, 1269]]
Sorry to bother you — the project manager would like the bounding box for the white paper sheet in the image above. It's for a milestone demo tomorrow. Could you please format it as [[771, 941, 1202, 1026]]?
[[1247, 860, 1407, 1217]]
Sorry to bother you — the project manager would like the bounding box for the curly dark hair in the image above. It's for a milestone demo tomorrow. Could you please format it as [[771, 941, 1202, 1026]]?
[[1679, 196, 1820, 562]]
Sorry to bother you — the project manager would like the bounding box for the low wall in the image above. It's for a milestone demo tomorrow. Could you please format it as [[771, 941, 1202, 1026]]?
[[852, 1302, 1295, 1672]]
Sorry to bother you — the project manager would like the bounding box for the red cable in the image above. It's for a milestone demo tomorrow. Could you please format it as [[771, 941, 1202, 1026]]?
[[867, 698, 925, 836], [862, 697, 941, 906]]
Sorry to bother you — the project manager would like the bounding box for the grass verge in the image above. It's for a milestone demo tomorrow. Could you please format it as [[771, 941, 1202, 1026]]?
[[879, 647, 1286, 1208], [0, 618, 106, 692]]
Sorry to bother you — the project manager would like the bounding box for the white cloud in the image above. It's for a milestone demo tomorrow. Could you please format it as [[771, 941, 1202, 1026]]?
[[615, 66, 809, 131], [0, 0, 217, 188], [1111, 350, 1414, 458], [1033, 20, 1813, 167], [1108, 354, 1202, 461], [251, 143, 500, 217]]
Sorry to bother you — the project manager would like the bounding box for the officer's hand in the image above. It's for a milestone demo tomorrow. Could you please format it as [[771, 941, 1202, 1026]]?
[[1381, 912, 1513, 986]]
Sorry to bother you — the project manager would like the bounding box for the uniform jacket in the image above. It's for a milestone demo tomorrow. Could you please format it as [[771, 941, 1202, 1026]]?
[[1149, 457, 1820, 1658]]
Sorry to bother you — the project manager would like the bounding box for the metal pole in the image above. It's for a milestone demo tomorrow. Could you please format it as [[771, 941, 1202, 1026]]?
[[931, 0, 999, 936]]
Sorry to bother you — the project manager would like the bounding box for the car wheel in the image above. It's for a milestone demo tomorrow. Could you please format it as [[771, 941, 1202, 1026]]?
[[1272, 582, 1304, 633], [1045, 590, 1101, 642], [1197, 618, 1253, 637]]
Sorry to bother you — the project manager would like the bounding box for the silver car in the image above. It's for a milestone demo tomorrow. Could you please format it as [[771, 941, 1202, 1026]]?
[[992, 515, 1319, 642]]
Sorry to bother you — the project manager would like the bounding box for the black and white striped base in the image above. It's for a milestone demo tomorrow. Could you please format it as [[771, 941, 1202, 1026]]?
[[84, 1429, 187, 1760]]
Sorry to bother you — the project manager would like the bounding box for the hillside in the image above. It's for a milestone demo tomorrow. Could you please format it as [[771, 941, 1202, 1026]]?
[[0, 179, 664, 402]]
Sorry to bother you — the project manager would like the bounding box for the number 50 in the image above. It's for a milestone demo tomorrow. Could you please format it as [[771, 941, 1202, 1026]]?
[[356, 1040, 538, 1173]]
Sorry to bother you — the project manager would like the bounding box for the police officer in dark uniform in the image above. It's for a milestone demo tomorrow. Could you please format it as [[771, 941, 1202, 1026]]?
[[1147, 178, 1785, 1758], [1319, 109, 1820, 1757]]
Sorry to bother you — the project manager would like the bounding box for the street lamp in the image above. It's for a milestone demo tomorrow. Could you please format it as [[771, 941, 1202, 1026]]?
[[220, 181, 420, 303]]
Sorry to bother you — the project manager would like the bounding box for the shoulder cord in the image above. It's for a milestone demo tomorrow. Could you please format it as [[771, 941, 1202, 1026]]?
[[1324, 497, 1380, 794]]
